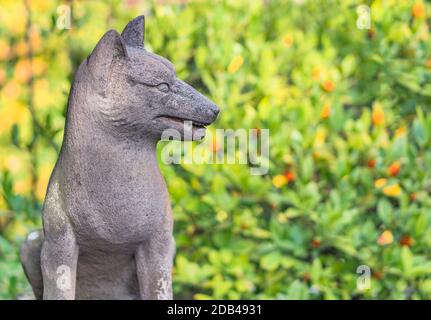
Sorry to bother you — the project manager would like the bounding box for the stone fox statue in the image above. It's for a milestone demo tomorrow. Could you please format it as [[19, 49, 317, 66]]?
[[19, 16, 219, 300]]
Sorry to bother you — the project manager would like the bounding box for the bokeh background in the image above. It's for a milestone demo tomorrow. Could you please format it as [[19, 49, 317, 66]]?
[[1, 0, 431, 299]]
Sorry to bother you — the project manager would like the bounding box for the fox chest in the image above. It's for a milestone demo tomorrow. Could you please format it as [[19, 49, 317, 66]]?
[[68, 176, 173, 245]]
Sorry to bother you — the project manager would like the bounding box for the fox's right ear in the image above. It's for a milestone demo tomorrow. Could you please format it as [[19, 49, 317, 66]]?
[[87, 30, 128, 90]]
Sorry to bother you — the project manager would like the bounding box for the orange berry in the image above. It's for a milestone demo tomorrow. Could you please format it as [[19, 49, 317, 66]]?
[[372, 105, 385, 126], [284, 171, 295, 182], [210, 136, 221, 152], [399, 235, 413, 247], [251, 128, 261, 137], [240, 222, 250, 230], [29, 28, 42, 52], [14, 41, 29, 57], [125, 0, 141, 8], [322, 80, 335, 92], [412, 2, 426, 18], [302, 272, 311, 282], [387, 161, 401, 177], [426, 59, 431, 69], [311, 239, 321, 248], [372, 271, 384, 280], [320, 103, 331, 119], [14, 59, 32, 83], [410, 193, 417, 201], [367, 159, 376, 168], [367, 28, 376, 39]]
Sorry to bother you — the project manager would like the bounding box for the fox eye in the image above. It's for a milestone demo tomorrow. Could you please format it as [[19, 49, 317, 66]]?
[[156, 83, 170, 93], [127, 78, 137, 86]]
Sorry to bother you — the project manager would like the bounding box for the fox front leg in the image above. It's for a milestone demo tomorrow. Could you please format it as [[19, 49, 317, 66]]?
[[41, 223, 78, 300], [40, 183, 79, 300], [135, 234, 175, 300]]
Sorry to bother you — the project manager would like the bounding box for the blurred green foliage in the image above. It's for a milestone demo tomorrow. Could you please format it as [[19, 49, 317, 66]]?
[[1, 0, 431, 299]]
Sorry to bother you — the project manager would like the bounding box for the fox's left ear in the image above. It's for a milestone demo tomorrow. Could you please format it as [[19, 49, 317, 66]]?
[[121, 15, 145, 48]]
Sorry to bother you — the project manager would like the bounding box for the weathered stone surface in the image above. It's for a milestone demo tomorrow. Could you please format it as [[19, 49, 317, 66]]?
[[20, 16, 219, 300]]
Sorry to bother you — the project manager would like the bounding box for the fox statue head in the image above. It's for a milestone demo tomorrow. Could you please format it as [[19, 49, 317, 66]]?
[[80, 15, 219, 143]]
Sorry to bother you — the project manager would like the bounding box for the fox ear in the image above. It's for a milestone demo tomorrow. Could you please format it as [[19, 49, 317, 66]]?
[[121, 15, 145, 48], [87, 30, 128, 87]]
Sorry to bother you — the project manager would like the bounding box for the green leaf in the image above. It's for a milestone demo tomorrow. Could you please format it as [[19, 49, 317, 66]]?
[[401, 246, 413, 276], [377, 199, 392, 226], [260, 252, 282, 271], [412, 119, 427, 147], [11, 124, 19, 147], [287, 280, 309, 300]]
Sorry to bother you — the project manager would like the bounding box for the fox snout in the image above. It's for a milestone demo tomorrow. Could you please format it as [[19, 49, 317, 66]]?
[[172, 79, 220, 125], [152, 78, 219, 141]]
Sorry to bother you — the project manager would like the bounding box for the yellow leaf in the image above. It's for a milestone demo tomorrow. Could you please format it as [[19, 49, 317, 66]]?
[[277, 213, 289, 223], [32, 56, 47, 77], [228, 55, 244, 74], [5, 154, 23, 174], [374, 178, 387, 188], [216, 210, 228, 222], [312, 67, 321, 81], [0, 100, 30, 134], [272, 174, 287, 188], [0, 68, 6, 85], [13, 176, 32, 195], [6, 219, 28, 238], [0, 38, 11, 61], [383, 183, 402, 197], [314, 127, 327, 147], [0, 193, 6, 209], [36, 164, 53, 201], [282, 34, 293, 48], [395, 126, 407, 138], [377, 230, 393, 246], [193, 293, 212, 300]]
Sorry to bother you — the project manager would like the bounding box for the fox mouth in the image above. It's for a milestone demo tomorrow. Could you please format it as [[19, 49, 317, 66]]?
[[155, 115, 210, 128]]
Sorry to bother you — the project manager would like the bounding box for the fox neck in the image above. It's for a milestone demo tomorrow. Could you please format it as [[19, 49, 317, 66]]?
[[61, 66, 162, 185]]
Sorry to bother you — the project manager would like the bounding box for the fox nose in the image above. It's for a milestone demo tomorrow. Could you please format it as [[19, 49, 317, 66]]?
[[210, 104, 220, 118]]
